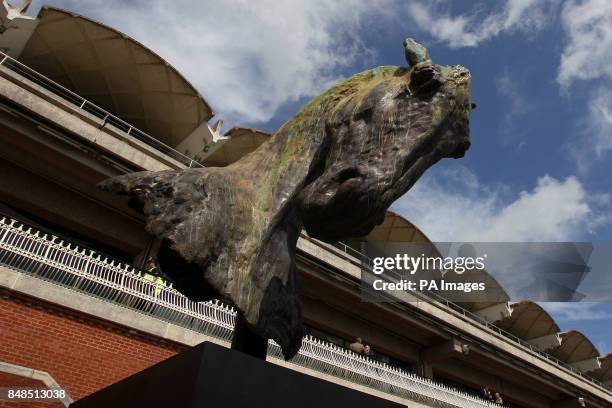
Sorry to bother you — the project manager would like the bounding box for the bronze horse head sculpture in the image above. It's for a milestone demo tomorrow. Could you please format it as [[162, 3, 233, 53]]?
[[100, 39, 472, 360]]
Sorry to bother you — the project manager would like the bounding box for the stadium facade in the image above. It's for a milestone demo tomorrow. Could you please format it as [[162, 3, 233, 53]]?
[[0, 3, 610, 407]]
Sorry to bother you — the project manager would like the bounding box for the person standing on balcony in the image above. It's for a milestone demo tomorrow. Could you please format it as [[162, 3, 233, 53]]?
[[349, 337, 365, 354], [153, 274, 165, 298], [487, 389, 495, 402], [144, 257, 165, 298], [146, 257, 160, 276], [482, 386, 492, 401]]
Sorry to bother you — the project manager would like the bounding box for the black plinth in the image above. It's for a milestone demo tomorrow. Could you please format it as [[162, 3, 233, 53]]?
[[71, 341, 401, 408]]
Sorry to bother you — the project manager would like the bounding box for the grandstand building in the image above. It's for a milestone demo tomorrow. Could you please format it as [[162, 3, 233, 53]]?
[[0, 3, 610, 407]]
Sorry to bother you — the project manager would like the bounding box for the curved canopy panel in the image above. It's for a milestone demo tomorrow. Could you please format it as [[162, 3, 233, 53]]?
[[19, 6, 213, 147], [439, 268, 510, 310], [346, 211, 436, 263], [496, 301, 560, 340], [356, 212, 509, 308], [551, 330, 600, 363], [346, 211, 441, 280], [203, 126, 270, 167], [592, 353, 612, 383], [363, 211, 432, 243]]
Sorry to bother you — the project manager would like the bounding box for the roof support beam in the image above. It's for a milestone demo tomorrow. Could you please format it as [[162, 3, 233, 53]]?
[[473, 302, 512, 322], [0, 0, 38, 58], [527, 332, 562, 351], [176, 120, 227, 160], [570, 358, 602, 373]]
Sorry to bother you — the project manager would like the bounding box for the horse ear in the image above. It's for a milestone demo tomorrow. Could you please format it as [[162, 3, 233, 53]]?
[[403, 38, 431, 67]]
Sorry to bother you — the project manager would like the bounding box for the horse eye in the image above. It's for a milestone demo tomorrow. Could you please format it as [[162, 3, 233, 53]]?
[[394, 87, 412, 99]]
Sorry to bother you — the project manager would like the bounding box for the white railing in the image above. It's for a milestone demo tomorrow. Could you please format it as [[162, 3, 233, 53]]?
[[269, 338, 503, 407], [0, 215, 506, 407]]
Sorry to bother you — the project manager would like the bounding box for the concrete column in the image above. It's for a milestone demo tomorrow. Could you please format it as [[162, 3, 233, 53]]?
[[417, 338, 470, 379], [413, 360, 433, 379], [556, 397, 587, 408]]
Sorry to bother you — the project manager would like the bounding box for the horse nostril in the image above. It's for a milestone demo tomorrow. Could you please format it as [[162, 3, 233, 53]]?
[[451, 140, 471, 158]]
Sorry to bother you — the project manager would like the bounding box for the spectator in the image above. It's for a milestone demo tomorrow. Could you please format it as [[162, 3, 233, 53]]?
[[146, 258, 172, 285], [364, 344, 373, 357], [146, 257, 160, 276], [494, 392, 504, 405], [483, 387, 494, 402], [144, 257, 166, 298], [349, 337, 365, 354]]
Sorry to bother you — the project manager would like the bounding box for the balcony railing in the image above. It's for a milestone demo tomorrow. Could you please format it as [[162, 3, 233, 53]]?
[[0, 52, 202, 169], [0, 215, 508, 408]]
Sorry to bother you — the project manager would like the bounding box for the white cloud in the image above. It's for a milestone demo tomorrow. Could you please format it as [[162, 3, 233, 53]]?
[[392, 166, 605, 242], [496, 69, 534, 147], [405, 0, 558, 48], [590, 89, 612, 157], [558, 0, 612, 88], [496, 70, 531, 117], [46, 0, 393, 124], [565, 85, 612, 172], [571, 87, 612, 168], [556, 1, 612, 169], [543, 302, 612, 321]]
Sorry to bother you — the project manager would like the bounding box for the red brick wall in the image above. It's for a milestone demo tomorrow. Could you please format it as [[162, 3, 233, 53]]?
[[0, 289, 187, 401]]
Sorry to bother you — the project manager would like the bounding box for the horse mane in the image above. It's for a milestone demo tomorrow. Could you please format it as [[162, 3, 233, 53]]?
[[275, 66, 406, 141]]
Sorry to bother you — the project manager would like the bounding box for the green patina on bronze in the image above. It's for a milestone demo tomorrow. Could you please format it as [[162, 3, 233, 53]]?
[[99, 39, 473, 360], [404, 37, 431, 66]]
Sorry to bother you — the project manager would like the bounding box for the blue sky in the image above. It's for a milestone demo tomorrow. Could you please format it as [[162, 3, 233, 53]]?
[[33, 0, 611, 354]]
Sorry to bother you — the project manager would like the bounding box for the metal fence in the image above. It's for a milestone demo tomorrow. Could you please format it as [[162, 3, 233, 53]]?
[[0, 215, 511, 408], [323, 237, 609, 390], [0, 52, 202, 169]]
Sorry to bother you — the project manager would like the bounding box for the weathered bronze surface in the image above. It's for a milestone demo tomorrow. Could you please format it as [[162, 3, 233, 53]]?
[[100, 39, 472, 360]]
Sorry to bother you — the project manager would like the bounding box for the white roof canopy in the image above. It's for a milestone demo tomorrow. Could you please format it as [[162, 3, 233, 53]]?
[[18, 6, 213, 147]]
